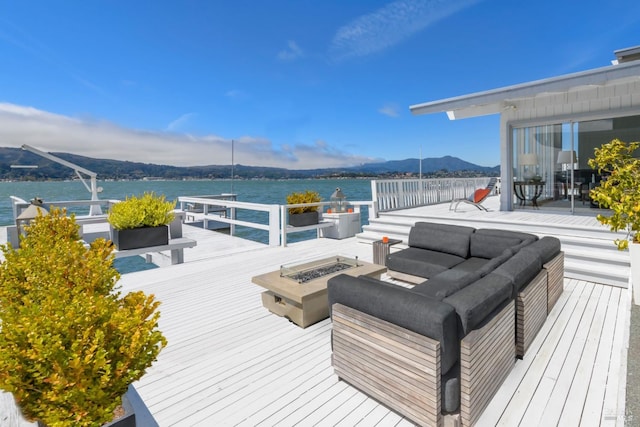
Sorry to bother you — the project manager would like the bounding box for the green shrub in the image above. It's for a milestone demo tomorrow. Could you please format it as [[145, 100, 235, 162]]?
[[286, 190, 322, 215], [0, 209, 167, 427], [589, 138, 640, 250], [107, 192, 176, 230]]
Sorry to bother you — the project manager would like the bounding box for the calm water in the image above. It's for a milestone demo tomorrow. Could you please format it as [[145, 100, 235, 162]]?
[[0, 178, 373, 244]]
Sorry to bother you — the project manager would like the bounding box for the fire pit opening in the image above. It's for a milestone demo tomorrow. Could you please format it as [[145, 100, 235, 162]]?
[[280, 255, 359, 284]]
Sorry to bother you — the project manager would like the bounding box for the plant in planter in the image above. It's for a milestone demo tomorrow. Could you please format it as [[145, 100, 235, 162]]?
[[286, 190, 322, 227], [108, 192, 176, 250], [0, 208, 167, 427], [588, 138, 640, 250], [588, 138, 640, 302]]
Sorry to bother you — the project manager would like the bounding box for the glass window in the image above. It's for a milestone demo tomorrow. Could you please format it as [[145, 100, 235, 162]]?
[[511, 114, 640, 212]]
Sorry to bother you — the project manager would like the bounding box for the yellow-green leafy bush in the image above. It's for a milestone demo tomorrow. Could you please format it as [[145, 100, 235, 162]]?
[[0, 209, 167, 427], [107, 192, 175, 230], [589, 138, 640, 250], [286, 190, 322, 214]]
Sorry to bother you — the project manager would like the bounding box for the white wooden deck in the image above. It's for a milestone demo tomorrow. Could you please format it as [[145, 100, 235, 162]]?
[[110, 224, 631, 426], [0, 212, 631, 426]]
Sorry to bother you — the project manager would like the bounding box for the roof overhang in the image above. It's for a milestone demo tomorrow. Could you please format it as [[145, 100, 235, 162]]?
[[409, 60, 640, 120]]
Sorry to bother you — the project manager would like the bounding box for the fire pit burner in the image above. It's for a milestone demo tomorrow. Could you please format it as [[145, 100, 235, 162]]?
[[280, 256, 359, 284]]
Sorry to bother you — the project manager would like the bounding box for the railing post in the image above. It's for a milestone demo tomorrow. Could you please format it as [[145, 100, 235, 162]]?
[[229, 207, 236, 236], [371, 180, 378, 211], [280, 205, 288, 247], [268, 205, 280, 247], [370, 201, 379, 219]]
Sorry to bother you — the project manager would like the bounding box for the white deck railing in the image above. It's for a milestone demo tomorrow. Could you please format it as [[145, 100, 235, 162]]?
[[371, 177, 500, 212], [178, 196, 375, 247]]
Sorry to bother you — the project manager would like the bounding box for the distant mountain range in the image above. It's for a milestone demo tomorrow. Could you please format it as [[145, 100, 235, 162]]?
[[0, 147, 499, 181]]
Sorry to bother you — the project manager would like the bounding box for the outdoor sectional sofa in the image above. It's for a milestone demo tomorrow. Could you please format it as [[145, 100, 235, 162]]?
[[327, 222, 564, 426]]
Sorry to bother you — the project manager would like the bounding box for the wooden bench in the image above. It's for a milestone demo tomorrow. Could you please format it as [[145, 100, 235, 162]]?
[[113, 237, 197, 265]]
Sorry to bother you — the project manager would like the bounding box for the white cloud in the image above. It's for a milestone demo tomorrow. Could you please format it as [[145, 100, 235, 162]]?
[[0, 103, 377, 170], [379, 104, 400, 117], [166, 113, 196, 132], [329, 0, 480, 61], [277, 40, 304, 61]]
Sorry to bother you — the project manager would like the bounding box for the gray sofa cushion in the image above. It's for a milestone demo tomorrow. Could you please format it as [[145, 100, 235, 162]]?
[[520, 236, 561, 264], [450, 257, 491, 274], [409, 222, 474, 258], [475, 228, 538, 243], [493, 249, 543, 296], [442, 272, 513, 336], [386, 247, 465, 279], [413, 270, 482, 301], [469, 233, 522, 259], [476, 248, 513, 276], [442, 364, 460, 413], [327, 274, 460, 375]]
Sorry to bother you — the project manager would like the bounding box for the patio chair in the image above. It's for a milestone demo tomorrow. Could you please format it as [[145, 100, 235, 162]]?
[[449, 177, 497, 212]]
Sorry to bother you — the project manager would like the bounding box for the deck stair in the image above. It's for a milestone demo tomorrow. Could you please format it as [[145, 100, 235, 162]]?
[[358, 207, 630, 288]]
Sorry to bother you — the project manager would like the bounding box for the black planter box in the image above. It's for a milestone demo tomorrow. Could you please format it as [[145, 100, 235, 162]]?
[[288, 211, 319, 227], [111, 225, 169, 250], [103, 393, 136, 427]]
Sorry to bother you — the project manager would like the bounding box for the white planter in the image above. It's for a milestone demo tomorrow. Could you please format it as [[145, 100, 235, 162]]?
[[629, 242, 640, 305]]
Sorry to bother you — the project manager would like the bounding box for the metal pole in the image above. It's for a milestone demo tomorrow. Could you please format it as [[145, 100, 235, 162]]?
[[570, 123, 575, 214], [231, 139, 235, 195]]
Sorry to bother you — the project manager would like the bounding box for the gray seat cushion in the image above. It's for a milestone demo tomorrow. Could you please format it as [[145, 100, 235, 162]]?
[[442, 272, 513, 336], [493, 249, 543, 296], [327, 274, 459, 375], [450, 257, 490, 274], [409, 222, 474, 258], [386, 247, 465, 279], [442, 364, 460, 413], [413, 270, 482, 301]]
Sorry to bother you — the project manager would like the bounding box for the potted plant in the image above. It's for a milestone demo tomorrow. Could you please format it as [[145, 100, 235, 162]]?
[[0, 208, 167, 427], [588, 138, 640, 302], [108, 192, 176, 250], [286, 190, 322, 227]]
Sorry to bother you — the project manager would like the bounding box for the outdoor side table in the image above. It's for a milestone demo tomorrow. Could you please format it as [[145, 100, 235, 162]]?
[[373, 238, 402, 266]]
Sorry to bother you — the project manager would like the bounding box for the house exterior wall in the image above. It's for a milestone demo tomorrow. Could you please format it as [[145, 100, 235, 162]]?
[[499, 79, 640, 211]]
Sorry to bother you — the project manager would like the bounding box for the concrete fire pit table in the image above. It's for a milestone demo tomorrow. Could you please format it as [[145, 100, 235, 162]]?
[[252, 255, 386, 328]]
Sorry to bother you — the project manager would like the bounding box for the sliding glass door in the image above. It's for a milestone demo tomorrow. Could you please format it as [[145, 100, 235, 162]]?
[[511, 114, 640, 212]]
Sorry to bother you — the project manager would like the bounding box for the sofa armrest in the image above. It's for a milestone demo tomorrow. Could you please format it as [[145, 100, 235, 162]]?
[[332, 303, 444, 425], [327, 273, 459, 374]]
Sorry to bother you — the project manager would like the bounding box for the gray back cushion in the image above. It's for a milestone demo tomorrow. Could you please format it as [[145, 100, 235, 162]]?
[[475, 228, 538, 243], [493, 249, 543, 296], [469, 233, 522, 259], [327, 274, 460, 374], [442, 272, 513, 336], [409, 222, 474, 258], [476, 248, 513, 276], [520, 236, 561, 264]]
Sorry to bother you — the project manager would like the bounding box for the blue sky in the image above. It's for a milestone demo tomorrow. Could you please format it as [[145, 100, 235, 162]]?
[[0, 0, 638, 169]]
